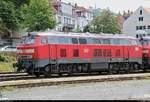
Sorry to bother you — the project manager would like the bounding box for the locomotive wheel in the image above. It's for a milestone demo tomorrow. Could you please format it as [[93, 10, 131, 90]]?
[[134, 64, 139, 71], [34, 72, 40, 78], [108, 64, 113, 74], [44, 65, 51, 78], [27, 69, 33, 75], [68, 65, 73, 76], [124, 64, 129, 74]]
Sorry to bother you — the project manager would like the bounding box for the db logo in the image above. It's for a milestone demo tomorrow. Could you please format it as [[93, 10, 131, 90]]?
[[84, 48, 89, 53], [135, 47, 139, 52]]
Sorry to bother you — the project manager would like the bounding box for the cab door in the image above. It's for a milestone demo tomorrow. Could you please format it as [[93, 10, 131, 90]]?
[[122, 39, 130, 62], [123, 46, 130, 62], [48, 36, 58, 64]]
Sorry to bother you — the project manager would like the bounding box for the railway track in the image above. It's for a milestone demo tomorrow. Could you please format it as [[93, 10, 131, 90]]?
[[0, 70, 148, 82]]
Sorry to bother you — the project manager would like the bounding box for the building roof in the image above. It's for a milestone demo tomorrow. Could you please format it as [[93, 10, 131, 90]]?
[[29, 32, 136, 39], [75, 5, 92, 13], [144, 7, 150, 13]]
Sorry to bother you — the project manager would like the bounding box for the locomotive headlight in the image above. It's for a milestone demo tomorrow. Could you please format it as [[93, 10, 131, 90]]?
[[143, 50, 149, 53], [17, 49, 23, 53], [25, 49, 35, 53]]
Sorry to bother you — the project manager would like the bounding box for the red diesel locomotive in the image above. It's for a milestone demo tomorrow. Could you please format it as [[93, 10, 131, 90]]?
[[140, 37, 150, 70], [14, 32, 143, 77]]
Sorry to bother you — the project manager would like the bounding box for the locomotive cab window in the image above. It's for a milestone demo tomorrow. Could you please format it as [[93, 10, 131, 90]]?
[[142, 39, 150, 46], [79, 38, 87, 44], [41, 37, 47, 44], [22, 35, 36, 44], [130, 40, 138, 45]]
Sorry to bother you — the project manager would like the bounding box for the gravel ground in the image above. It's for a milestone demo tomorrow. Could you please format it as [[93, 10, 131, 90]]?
[[1, 79, 150, 100]]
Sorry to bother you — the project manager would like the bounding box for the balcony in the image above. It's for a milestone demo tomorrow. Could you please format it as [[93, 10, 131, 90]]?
[[63, 23, 75, 29]]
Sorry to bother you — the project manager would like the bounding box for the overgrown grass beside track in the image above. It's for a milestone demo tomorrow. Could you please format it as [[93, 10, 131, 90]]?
[[0, 52, 16, 72]]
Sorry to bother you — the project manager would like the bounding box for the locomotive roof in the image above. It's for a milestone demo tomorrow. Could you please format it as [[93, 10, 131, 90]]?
[[29, 32, 137, 40], [142, 37, 150, 40]]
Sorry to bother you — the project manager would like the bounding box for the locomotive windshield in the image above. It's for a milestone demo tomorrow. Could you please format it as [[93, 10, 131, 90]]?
[[141, 39, 150, 46], [21, 35, 35, 44]]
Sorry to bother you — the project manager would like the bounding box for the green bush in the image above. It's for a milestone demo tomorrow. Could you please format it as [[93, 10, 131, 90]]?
[[0, 52, 16, 62], [0, 54, 9, 62]]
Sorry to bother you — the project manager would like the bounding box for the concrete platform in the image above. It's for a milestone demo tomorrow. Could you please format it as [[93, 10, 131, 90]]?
[[0, 73, 150, 87]]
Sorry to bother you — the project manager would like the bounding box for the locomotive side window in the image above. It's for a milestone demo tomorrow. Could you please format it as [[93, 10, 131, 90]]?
[[112, 39, 120, 45], [86, 38, 93, 44], [93, 38, 101, 44], [72, 38, 78, 44], [41, 37, 47, 44], [48, 37, 58, 44], [120, 39, 130, 45], [102, 39, 110, 45], [79, 38, 87, 44], [58, 37, 71, 44]]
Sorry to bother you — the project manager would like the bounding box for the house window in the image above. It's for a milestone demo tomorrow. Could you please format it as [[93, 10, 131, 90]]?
[[58, 17, 61, 23], [140, 10, 142, 15], [72, 20, 75, 25], [139, 17, 143, 21], [148, 25, 150, 29], [136, 26, 139, 30]]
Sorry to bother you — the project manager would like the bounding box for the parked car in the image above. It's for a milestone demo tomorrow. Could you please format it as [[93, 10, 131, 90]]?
[[0, 46, 17, 52]]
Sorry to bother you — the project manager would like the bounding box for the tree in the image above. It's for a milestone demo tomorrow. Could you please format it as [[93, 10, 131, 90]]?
[[0, 1, 20, 38], [84, 9, 121, 34], [22, 0, 56, 32], [0, 0, 29, 38]]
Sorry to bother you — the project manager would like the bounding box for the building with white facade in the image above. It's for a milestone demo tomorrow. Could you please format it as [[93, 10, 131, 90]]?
[[51, 0, 77, 31], [50, 0, 93, 32], [75, 5, 93, 31], [123, 6, 150, 38]]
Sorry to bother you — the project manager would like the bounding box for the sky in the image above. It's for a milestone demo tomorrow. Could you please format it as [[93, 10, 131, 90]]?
[[62, 0, 150, 13]]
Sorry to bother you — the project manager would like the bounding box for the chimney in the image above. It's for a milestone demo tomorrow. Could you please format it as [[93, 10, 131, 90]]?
[[127, 10, 130, 14], [123, 10, 126, 16], [75, 3, 77, 8]]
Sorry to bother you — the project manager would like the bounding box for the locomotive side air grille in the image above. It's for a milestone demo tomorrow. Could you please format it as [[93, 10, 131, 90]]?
[[116, 49, 121, 57], [103, 49, 112, 57], [73, 49, 79, 57], [60, 49, 67, 57], [93, 49, 102, 57]]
